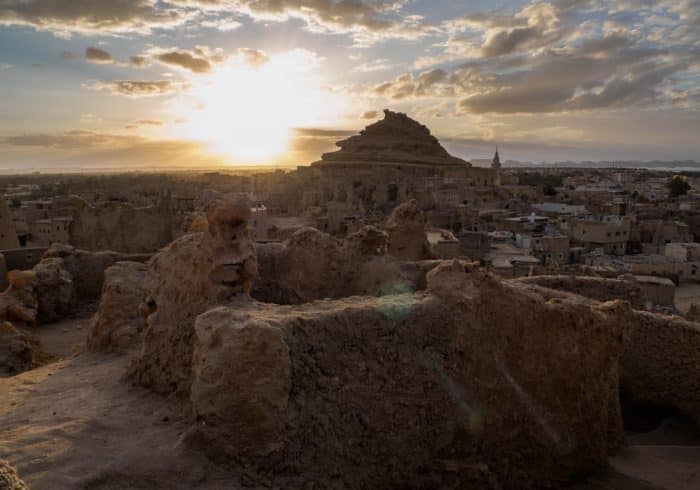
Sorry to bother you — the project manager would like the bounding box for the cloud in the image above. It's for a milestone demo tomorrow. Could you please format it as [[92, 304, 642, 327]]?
[[86, 80, 186, 97], [0, 0, 433, 44], [361, 110, 380, 119], [0, 0, 188, 36], [213, 0, 433, 45], [480, 2, 565, 57], [130, 55, 147, 67], [372, 69, 449, 99], [155, 50, 211, 73], [293, 128, 355, 138], [85, 46, 113, 64], [60, 51, 78, 60], [236, 48, 269, 67], [2, 130, 134, 149], [143, 45, 227, 73], [365, 1, 698, 115], [352, 58, 395, 73]]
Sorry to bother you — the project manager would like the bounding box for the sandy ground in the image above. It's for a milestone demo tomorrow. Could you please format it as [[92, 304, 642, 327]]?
[[1, 316, 699, 489], [1, 317, 240, 489]]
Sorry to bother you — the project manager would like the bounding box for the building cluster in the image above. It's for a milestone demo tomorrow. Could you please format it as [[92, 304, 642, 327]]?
[[0, 110, 698, 307]]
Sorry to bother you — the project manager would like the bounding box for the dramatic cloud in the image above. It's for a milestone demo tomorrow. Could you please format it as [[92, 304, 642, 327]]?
[[203, 0, 434, 45], [155, 50, 211, 73], [86, 80, 186, 98], [373, 69, 449, 99], [143, 46, 227, 73], [367, 1, 699, 115], [0, 0, 188, 36], [85, 46, 113, 64]]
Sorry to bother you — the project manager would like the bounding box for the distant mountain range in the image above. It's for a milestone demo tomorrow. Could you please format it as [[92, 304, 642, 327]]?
[[470, 159, 700, 169]]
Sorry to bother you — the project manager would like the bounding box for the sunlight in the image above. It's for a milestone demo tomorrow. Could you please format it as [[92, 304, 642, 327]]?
[[172, 50, 345, 164]]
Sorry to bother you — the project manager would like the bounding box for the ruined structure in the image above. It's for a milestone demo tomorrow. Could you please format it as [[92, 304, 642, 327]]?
[[385, 199, 433, 260], [133, 250, 630, 488], [516, 275, 646, 309], [254, 225, 435, 304], [300, 110, 502, 219], [0, 258, 74, 326], [129, 193, 258, 395], [65, 196, 177, 253], [317, 109, 470, 168], [0, 199, 20, 250], [87, 261, 147, 352], [126, 193, 635, 487], [42, 244, 150, 302], [620, 312, 700, 427]]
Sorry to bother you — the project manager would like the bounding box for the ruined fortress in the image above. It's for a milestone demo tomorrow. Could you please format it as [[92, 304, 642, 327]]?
[[1, 111, 700, 489]]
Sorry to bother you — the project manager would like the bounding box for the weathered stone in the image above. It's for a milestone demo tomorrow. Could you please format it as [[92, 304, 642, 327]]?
[[385, 199, 433, 261], [0, 256, 75, 325], [0, 271, 38, 325], [0, 321, 36, 374], [43, 243, 150, 302], [129, 193, 257, 396], [32, 257, 75, 323], [87, 261, 148, 352], [139, 254, 629, 487], [253, 227, 436, 303], [190, 306, 291, 459], [620, 311, 700, 428], [515, 275, 646, 309], [0, 459, 28, 490], [65, 196, 177, 253]]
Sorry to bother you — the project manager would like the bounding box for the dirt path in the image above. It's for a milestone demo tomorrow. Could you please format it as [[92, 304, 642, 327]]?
[[0, 320, 239, 489]]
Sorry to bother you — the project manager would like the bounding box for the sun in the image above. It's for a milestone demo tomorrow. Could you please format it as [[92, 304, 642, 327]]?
[[172, 50, 345, 164]]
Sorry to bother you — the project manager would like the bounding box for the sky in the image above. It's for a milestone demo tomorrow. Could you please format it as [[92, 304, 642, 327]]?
[[0, 0, 698, 170]]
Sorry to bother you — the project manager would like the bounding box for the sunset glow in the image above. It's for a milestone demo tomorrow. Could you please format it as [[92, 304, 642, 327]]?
[[172, 50, 347, 164]]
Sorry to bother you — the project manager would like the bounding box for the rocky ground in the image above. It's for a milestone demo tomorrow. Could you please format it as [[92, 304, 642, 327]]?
[[0, 313, 698, 489]]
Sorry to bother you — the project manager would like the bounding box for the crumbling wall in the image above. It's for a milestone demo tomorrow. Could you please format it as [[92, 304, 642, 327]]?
[[0, 321, 37, 374], [42, 244, 150, 302], [0, 257, 75, 326], [385, 199, 433, 260], [129, 194, 257, 396], [86, 261, 147, 352], [515, 275, 646, 309], [253, 226, 438, 304], [620, 312, 700, 427], [32, 258, 75, 323], [513, 276, 700, 430], [66, 196, 175, 253], [185, 262, 629, 488]]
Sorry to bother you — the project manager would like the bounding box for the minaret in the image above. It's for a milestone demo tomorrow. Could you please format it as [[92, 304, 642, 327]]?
[[491, 146, 502, 186], [491, 146, 501, 170]]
